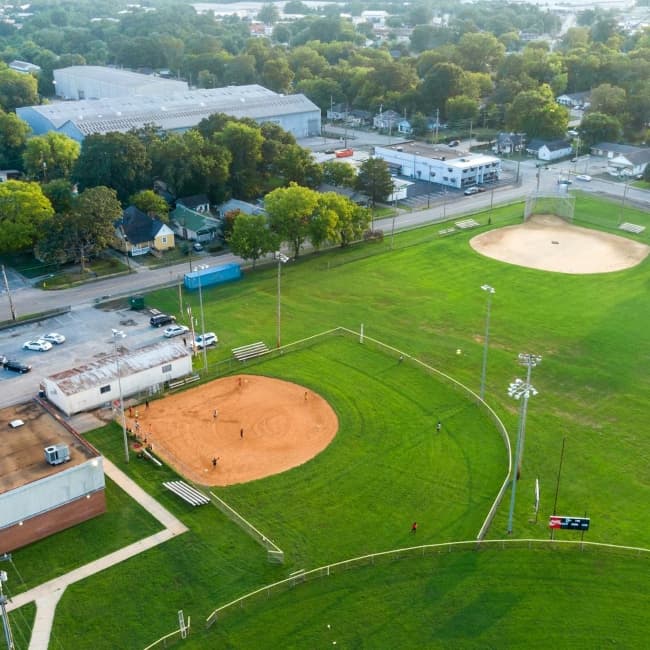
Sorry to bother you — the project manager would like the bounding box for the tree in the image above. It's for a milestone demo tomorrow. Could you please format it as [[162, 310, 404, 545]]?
[[355, 158, 393, 208], [456, 32, 506, 74], [311, 192, 369, 248], [42, 179, 76, 214], [274, 144, 323, 188], [227, 213, 277, 267], [0, 110, 29, 169], [23, 132, 80, 181], [589, 83, 627, 117], [37, 186, 121, 272], [73, 132, 151, 203], [217, 122, 264, 199], [506, 85, 569, 139], [266, 183, 319, 257], [446, 95, 479, 122], [321, 161, 357, 187], [258, 4, 280, 25], [0, 180, 54, 253], [579, 112, 623, 147], [130, 190, 169, 221], [0, 63, 38, 111]]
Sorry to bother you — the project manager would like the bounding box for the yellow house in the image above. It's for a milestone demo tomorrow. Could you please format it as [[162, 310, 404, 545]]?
[[116, 206, 175, 256]]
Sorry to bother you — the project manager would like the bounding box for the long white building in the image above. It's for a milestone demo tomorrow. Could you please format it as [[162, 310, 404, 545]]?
[[53, 66, 189, 100], [17, 84, 322, 142], [374, 141, 501, 190]]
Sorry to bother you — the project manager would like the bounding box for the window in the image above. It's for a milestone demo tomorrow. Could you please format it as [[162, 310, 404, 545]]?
[[161, 236, 167, 244], [100, 384, 111, 394], [162, 364, 172, 373]]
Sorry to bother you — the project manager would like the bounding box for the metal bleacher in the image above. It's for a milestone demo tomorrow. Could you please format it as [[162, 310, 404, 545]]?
[[232, 341, 269, 361], [163, 481, 210, 506], [620, 222, 645, 234]]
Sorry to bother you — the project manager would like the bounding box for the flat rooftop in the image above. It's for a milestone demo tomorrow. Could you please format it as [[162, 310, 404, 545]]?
[[378, 141, 500, 166], [0, 401, 98, 494]]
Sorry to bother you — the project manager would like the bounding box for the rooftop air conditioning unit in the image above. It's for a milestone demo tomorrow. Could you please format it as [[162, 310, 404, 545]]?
[[44, 444, 70, 466]]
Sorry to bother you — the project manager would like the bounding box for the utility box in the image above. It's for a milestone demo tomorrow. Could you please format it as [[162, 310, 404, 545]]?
[[129, 295, 145, 310], [184, 263, 241, 291], [44, 444, 71, 466]]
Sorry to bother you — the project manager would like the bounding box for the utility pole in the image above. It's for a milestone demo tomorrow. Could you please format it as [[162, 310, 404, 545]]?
[[1, 266, 16, 321], [468, 119, 473, 151]]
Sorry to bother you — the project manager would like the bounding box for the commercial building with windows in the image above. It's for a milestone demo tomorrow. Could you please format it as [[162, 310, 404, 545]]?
[[374, 141, 501, 190], [17, 84, 321, 142]]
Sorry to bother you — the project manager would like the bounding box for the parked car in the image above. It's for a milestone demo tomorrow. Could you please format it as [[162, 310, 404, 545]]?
[[463, 186, 480, 195], [23, 339, 53, 352], [575, 174, 592, 182], [163, 324, 190, 338], [192, 242, 204, 252], [558, 178, 573, 185], [448, 140, 460, 147], [150, 313, 176, 327], [4, 359, 31, 373], [192, 332, 218, 349], [42, 332, 65, 345]]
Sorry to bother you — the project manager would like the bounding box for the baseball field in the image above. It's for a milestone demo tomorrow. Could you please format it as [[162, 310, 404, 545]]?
[[6, 194, 650, 648]]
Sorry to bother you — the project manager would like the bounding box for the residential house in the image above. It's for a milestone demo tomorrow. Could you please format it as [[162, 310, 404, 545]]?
[[215, 199, 265, 218], [116, 206, 175, 256], [526, 139, 572, 161], [607, 148, 650, 178], [373, 110, 402, 131], [9, 60, 40, 74], [591, 142, 643, 159], [177, 194, 211, 213], [318, 183, 369, 207], [327, 103, 348, 121], [556, 91, 590, 108], [494, 132, 525, 155], [348, 109, 372, 126], [171, 203, 221, 243], [397, 119, 412, 135]]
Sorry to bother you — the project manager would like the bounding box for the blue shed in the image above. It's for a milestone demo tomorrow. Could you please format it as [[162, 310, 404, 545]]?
[[184, 263, 241, 291]]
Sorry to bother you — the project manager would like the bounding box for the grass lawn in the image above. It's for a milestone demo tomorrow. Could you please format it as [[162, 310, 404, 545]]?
[[8, 194, 650, 647], [7, 602, 35, 650], [201, 547, 650, 649]]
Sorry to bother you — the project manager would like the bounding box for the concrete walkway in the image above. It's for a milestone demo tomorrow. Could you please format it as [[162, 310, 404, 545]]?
[[7, 459, 188, 649]]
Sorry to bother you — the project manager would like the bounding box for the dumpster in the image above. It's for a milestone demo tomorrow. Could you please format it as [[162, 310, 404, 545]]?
[[129, 295, 145, 310]]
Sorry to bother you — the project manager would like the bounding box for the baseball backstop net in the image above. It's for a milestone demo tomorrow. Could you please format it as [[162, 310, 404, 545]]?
[[524, 193, 576, 222]]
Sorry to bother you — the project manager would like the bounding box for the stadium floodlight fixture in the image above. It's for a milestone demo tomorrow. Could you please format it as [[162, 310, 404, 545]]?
[[111, 329, 129, 463], [275, 252, 290, 348], [479, 284, 495, 399], [506, 375, 538, 535]]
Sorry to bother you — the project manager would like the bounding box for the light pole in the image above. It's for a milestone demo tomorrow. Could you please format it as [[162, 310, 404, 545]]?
[[505, 353, 541, 535], [196, 265, 208, 371], [479, 284, 495, 399], [275, 251, 289, 348], [111, 329, 130, 463]]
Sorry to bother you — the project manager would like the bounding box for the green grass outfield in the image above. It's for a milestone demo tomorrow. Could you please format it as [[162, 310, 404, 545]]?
[[7, 194, 650, 647]]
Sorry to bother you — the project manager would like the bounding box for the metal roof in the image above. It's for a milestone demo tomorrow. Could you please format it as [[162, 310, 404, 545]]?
[[54, 66, 188, 90], [45, 341, 189, 396], [24, 86, 317, 136]]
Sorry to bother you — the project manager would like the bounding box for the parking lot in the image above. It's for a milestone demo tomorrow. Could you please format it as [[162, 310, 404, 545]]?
[[0, 303, 174, 409]]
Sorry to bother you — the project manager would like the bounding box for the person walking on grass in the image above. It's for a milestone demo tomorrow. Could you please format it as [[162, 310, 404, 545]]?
[[411, 521, 417, 534], [436, 420, 442, 433]]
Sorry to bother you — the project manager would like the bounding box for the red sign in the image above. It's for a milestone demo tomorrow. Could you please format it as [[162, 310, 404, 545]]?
[[549, 516, 562, 529]]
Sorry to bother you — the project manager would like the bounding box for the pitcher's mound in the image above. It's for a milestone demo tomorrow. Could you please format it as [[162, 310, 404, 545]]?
[[132, 375, 338, 487], [470, 215, 649, 274]]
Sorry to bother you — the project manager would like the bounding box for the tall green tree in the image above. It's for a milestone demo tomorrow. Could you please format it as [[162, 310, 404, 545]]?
[[355, 158, 393, 208], [42, 179, 76, 214], [266, 183, 319, 257], [130, 190, 169, 221], [227, 213, 277, 268], [506, 84, 569, 139], [321, 161, 357, 187], [579, 112, 623, 147], [0, 180, 53, 253], [217, 122, 264, 199], [0, 63, 38, 111], [0, 110, 30, 170], [23, 132, 80, 181], [73, 132, 151, 203], [36, 186, 122, 272]]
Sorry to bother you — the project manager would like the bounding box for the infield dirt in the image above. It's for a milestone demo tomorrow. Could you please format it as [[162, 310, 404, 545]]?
[[127, 374, 338, 486]]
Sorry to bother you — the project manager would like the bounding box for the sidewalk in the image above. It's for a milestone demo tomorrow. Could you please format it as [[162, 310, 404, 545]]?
[[7, 459, 188, 650]]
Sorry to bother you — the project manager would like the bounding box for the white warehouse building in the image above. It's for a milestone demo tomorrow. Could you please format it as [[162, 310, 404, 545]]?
[[17, 84, 322, 142], [374, 141, 501, 190], [53, 66, 189, 100], [42, 341, 192, 416]]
